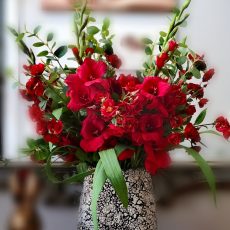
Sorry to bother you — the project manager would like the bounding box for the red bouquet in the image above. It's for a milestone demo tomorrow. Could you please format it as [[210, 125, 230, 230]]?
[[10, 0, 229, 228]]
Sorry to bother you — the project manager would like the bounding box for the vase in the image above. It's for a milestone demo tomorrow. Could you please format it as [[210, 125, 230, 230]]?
[[77, 169, 157, 230]]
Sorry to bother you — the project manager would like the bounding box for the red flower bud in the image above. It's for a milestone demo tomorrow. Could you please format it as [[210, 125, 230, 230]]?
[[85, 47, 94, 55], [199, 98, 208, 108], [168, 40, 178, 52], [72, 47, 79, 57], [203, 68, 215, 82]]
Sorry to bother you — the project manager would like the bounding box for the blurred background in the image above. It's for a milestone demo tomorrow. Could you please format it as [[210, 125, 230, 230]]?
[[1, 0, 230, 229]]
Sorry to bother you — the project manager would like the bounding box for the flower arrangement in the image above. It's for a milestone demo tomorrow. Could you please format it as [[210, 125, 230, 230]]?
[[10, 0, 230, 228]]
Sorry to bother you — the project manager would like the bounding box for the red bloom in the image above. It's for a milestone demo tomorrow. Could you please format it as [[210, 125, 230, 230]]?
[[132, 114, 163, 145], [184, 123, 200, 142], [80, 111, 106, 152], [36, 120, 48, 135], [44, 134, 59, 144], [144, 143, 171, 174], [118, 74, 140, 92], [26, 77, 44, 97], [85, 47, 94, 55], [187, 83, 204, 99], [80, 111, 123, 152], [170, 115, 183, 128], [48, 119, 63, 135], [106, 54, 122, 69], [185, 105, 196, 116], [215, 116, 230, 132], [65, 75, 94, 111], [156, 52, 168, 69], [72, 47, 79, 57], [101, 98, 118, 119], [168, 40, 178, 52], [141, 76, 170, 97], [28, 104, 44, 121], [167, 133, 181, 145], [203, 68, 215, 82], [29, 63, 45, 76], [77, 58, 107, 86], [62, 153, 77, 163], [118, 149, 135, 161], [199, 98, 208, 108]]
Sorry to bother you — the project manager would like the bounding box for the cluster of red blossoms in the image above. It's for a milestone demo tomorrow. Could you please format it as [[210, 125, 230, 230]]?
[[20, 39, 229, 174]]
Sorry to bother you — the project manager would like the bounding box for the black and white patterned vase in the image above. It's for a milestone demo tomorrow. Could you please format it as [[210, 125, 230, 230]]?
[[77, 169, 157, 230]]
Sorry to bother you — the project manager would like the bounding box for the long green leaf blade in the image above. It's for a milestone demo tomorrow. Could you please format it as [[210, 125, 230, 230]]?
[[185, 147, 216, 204], [91, 160, 107, 230], [99, 148, 129, 208]]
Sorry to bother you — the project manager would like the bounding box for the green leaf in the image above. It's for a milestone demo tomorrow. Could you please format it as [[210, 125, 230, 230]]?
[[160, 31, 167, 37], [102, 18, 110, 31], [47, 33, 54, 42], [145, 46, 152, 55], [142, 38, 152, 45], [52, 108, 63, 120], [115, 144, 133, 156], [195, 109, 207, 125], [185, 147, 216, 204], [45, 155, 94, 184], [87, 26, 100, 35], [176, 56, 187, 65], [8, 26, 18, 36], [54, 46, 68, 58], [37, 50, 48, 57], [99, 149, 128, 208], [91, 161, 107, 230], [191, 67, 201, 79], [16, 33, 25, 42], [33, 42, 45, 47], [34, 25, 41, 34]]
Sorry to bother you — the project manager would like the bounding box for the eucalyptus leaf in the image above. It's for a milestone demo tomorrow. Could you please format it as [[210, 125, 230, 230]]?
[[52, 108, 63, 120], [47, 33, 54, 42], [34, 25, 42, 34], [87, 26, 100, 35], [195, 109, 207, 125], [33, 42, 45, 47], [37, 50, 48, 57], [54, 46, 68, 58]]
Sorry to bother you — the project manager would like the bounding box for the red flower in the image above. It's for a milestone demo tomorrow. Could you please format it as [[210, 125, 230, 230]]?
[[141, 76, 170, 97], [199, 98, 208, 108], [77, 58, 107, 86], [44, 134, 59, 144], [36, 120, 48, 135], [72, 47, 79, 56], [215, 116, 230, 132], [156, 52, 168, 69], [80, 111, 124, 152], [144, 143, 171, 174], [203, 68, 215, 82], [118, 74, 140, 92], [48, 119, 63, 135], [184, 123, 200, 142], [65, 75, 94, 111], [85, 47, 94, 55], [106, 54, 122, 69], [170, 115, 183, 128], [62, 153, 77, 163], [29, 63, 45, 76], [118, 149, 135, 161], [26, 77, 44, 97], [187, 83, 204, 99], [101, 98, 118, 119], [168, 40, 178, 52], [80, 111, 107, 152], [28, 104, 44, 121], [167, 133, 181, 145], [132, 114, 163, 145], [185, 105, 196, 116]]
